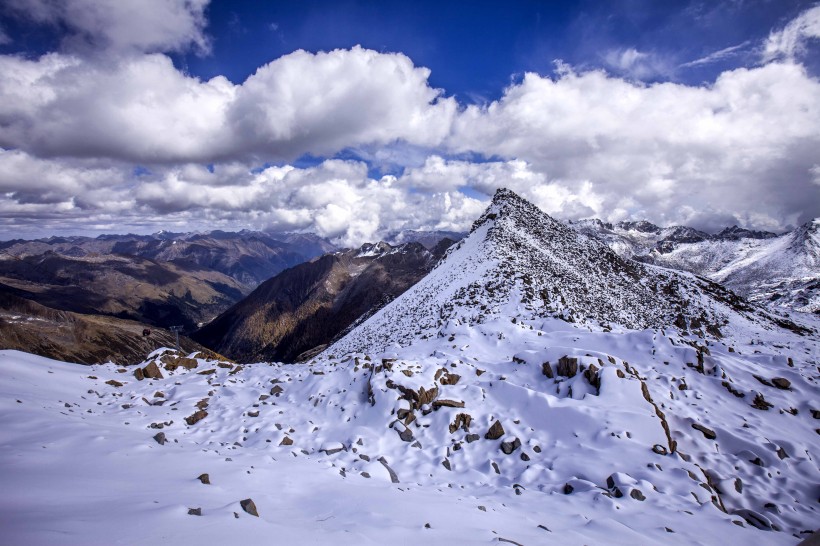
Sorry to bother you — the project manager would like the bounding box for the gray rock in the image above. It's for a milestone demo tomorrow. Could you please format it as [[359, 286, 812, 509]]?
[[691, 423, 716, 440], [153, 432, 167, 445], [240, 498, 259, 517], [188, 507, 201, 516], [501, 437, 521, 455], [557, 356, 578, 378], [771, 377, 791, 390], [466, 433, 480, 443]]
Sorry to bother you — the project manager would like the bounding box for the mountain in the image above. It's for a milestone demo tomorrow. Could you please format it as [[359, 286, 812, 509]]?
[[193, 239, 455, 363], [328, 189, 801, 356], [572, 218, 819, 313], [0, 252, 246, 331], [0, 287, 205, 363]]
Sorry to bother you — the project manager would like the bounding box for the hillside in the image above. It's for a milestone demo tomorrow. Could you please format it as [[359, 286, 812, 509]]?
[[194, 240, 454, 362]]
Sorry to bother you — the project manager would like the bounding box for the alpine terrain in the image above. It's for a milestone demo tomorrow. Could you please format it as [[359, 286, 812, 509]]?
[[0, 189, 817, 545]]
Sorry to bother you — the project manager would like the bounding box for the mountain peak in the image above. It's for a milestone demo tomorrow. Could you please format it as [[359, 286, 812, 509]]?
[[328, 191, 799, 355]]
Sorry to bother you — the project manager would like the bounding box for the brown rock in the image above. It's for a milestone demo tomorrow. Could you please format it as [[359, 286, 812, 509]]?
[[279, 436, 293, 446], [105, 379, 124, 388], [485, 420, 505, 440], [771, 377, 791, 390], [542, 362, 554, 379], [185, 410, 208, 426], [432, 399, 465, 409], [142, 361, 164, 380], [557, 356, 578, 378], [449, 413, 472, 434], [691, 423, 716, 440], [270, 385, 284, 396], [197, 473, 210, 484], [239, 498, 259, 517], [134, 367, 144, 381], [752, 393, 773, 410], [417, 386, 439, 407]]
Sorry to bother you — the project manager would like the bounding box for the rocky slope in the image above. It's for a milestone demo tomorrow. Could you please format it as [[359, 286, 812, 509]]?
[[194, 240, 454, 363]]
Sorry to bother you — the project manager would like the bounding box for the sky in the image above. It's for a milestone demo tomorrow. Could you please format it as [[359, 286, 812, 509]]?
[[0, 0, 819, 244]]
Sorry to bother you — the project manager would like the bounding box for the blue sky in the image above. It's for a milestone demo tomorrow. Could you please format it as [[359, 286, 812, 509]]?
[[0, 1, 818, 243]]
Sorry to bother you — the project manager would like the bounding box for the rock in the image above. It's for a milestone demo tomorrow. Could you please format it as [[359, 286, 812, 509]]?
[[433, 399, 465, 409], [541, 362, 554, 378], [466, 433, 480, 443], [563, 483, 574, 494], [397, 426, 414, 442], [485, 420, 505, 440], [520, 452, 530, 461], [491, 462, 500, 474], [401, 370, 414, 377], [185, 410, 208, 426], [439, 373, 461, 385], [630, 488, 646, 501], [584, 363, 600, 389], [417, 386, 439, 407], [652, 444, 668, 455], [134, 367, 144, 381], [247, 411, 259, 417], [378, 456, 400, 483], [691, 423, 716, 440], [776, 446, 789, 460], [752, 393, 773, 410], [449, 413, 472, 433], [270, 385, 284, 396], [105, 379, 123, 388], [142, 361, 164, 380], [162, 356, 199, 371], [501, 437, 521, 455], [239, 498, 259, 517], [279, 436, 293, 446], [188, 507, 201, 516], [197, 473, 210, 484], [153, 432, 167, 445], [154, 391, 165, 398], [771, 377, 791, 390], [533, 445, 541, 453], [557, 356, 578, 378], [442, 458, 451, 471]]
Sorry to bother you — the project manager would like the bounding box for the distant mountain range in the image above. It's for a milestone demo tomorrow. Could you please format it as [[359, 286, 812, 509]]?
[[571, 218, 819, 313]]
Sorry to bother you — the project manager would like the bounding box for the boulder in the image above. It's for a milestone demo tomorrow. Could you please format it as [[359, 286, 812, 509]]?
[[142, 361, 164, 380], [239, 498, 259, 517], [485, 420, 505, 440], [185, 410, 208, 426], [691, 423, 717, 440], [134, 367, 144, 381], [557, 356, 578, 378], [197, 473, 210, 485], [771, 377, 791, 390], [542, 362, 554, 378], [153, 432, 167, 445], [501, 437, 521, 455], [279, 436, 293, 446]]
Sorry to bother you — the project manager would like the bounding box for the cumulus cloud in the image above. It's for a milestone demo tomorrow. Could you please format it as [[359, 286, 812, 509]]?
[[449, 62, 820, 231], [0, 47, 455, 164], [763, 4, 820, 61], [2, 0, 210, 54]]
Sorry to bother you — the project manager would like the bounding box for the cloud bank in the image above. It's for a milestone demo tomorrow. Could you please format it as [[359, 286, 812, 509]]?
[[0, 0, 818, 243]]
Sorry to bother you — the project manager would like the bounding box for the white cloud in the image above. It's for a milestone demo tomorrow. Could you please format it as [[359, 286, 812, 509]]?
[[449, 62, 820, 230], [763, 4, 820, 61], [0, 47, 456, 164], [3, 0, 210, 54], [602, 48, 671, 80]]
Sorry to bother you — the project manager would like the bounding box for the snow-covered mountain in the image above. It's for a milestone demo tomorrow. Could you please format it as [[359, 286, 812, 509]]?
[[328, 188, 798, 355], [0, 189, 817, 545], [571, 218, 819, 313]]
